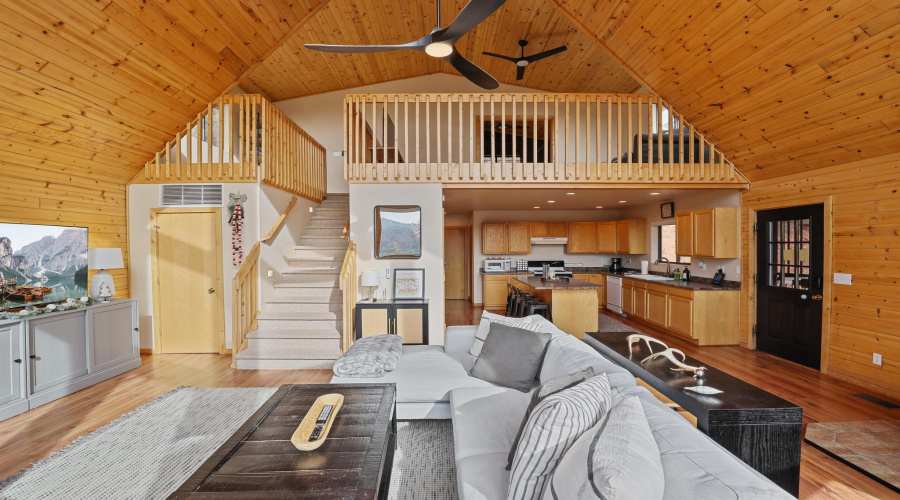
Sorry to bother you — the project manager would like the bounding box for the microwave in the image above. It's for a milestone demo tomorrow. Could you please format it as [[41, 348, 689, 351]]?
[[483, 259, 511, 273]]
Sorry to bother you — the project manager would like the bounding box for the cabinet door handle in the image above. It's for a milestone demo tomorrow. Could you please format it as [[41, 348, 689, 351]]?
[[13, 359, 21, 364]]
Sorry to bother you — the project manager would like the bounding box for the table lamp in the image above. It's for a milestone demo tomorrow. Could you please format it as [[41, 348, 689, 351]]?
[[360, 271, 381, 302], [88, 248, 124, 301]]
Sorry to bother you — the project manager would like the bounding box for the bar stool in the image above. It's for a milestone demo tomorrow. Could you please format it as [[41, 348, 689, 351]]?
[[505, 284, 517, 317], [516, 292, 538, 318], [526, 301, 552, 322]]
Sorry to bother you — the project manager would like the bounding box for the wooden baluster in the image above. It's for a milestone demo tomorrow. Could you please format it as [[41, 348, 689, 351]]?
[[719, 146, 726, 181], [678, 111, 684, 181], [606, 95, 612, 179], [218, 102, 225, 179], [543, 96, 549, 180], [415, 96, 421, 180], [668, 102, 674, 180], [657, 99, 663, 181], [426, 95, 431, 180], [574, 95, 580, 181], [479, 96, 486, 180], [253, 96, 259, 180], [555, 95, 561, 180], [206, 102, 212, 179], [532, 94, 538, 181], [436, 95, 442, 180], [382, 100, 388, 181], [362, 97, 368, 180], [699, 133, 706, 180], [564, 94, 570, 180], [343, 98, 349, 182], [404, 95, 410, 180], [490, 94, 495, 181], [458, 94, 463, 181], [627, 96, 633, 180], [617, 95, 623, 180], [469, 95, 474, 181], [635, 97, 642, 180], [446, 94, 452, 181], [511, 94, 517, 180], [500, 94, 506, 180], [595, 96, 601, 180], [187, 121, 194, 179]]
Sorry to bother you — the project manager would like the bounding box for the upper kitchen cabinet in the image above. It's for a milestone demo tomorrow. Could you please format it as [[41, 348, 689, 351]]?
[[482, 223, 531, 254], [615, 219, 649, 254], [532, 222, 568, 238], [508, 223, 532, 254], [675, 212, 694, 256], [597, 221, 617, 253], [566, 222, 598, 254], [688, 208, 739, 258], [482, 223, 509, 254]]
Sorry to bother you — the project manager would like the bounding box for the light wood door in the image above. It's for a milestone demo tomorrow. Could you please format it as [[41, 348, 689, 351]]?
[[508, 223, 532, 254], [646, 289, 667, 327], [548, 222, 568, 237], [597, 222, 617, 253], [567, 222, 598, 254], [693, 209, 715, 257], [615, 220, 630, 253], [675, 212, 693, 256], [667, 295, 693, 338], [444, 227, 468, 300], [482, 223, 508, 254], [152, 209, 224, 354]]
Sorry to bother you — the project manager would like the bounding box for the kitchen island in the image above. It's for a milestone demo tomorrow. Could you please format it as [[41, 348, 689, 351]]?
[[511, 276, 602, 340]]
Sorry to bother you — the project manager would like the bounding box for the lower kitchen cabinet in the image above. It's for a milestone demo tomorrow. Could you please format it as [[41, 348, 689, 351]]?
[[574, 274, 607, 309], [356, 300, 429, 345], [632, 283, 648, 320], [0, 299, 141, 421], [666, 294, 693, 337], [483, 274, 532, 310], [645, 285, 668, 328]]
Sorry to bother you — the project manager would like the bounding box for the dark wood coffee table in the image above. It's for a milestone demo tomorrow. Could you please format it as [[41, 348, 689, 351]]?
[[169, 384, 397, 499], [585, 332, 802, 497]]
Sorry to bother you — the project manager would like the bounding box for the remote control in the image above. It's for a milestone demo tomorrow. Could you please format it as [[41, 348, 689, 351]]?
[[309, 426, 322, 441], [316, 405, 334, 425]]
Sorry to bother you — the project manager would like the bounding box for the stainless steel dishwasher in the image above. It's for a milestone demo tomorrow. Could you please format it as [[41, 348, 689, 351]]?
[[606, 275, 623, 314]]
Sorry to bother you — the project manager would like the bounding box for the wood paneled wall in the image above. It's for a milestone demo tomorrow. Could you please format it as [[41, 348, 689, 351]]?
[[741, 152, 900, 400]]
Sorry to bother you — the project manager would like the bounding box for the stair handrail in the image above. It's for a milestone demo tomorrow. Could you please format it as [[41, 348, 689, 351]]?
[[339, 238, 357, 353], [231, 241, 261, 367], [262, 196, 298, 245]]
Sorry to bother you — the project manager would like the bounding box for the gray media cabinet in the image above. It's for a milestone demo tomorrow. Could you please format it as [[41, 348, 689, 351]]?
[[0, 299, 142, 422]]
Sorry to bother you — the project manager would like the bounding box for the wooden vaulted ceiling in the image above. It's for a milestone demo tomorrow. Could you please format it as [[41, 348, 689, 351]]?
[[237, 0, 642, 99]]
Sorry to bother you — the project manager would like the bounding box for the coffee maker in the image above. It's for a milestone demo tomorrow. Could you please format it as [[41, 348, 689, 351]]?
[[610, 258, 623, 272]]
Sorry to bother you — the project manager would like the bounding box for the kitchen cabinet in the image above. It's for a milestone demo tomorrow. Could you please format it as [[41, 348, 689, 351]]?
[[675, 212, 693, 256], [597, 221, 617, 253], [589, 274, 606, 308], [532, 222, 569, 238], [622, 280, 634, 316], [632, 284, 647, 320], [646, 284, 668, 327], [692, 208, 739, 258], [566, 222, 598, 254], [667, 294, 693, 337], [483, 274, 532, 310], [507, 223, 532, 254], [356, 300, 428, 345], [615, 219, 649, 254], [0, 322, 26, 421], [482, 223, 509, 254]]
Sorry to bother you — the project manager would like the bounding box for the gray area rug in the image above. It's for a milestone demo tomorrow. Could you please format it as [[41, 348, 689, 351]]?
[[0, 387, 458, 500], [598, 313, 639, 333]]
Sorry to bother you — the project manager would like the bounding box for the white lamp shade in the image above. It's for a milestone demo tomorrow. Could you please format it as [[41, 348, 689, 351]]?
[[88, 248, 124, 270], [360, 271, 381, 287]]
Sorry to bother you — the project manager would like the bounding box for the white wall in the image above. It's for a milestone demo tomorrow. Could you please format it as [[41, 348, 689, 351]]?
[[349, 183, 445, 345], [621, 190, 742, 279], [274, 74, 545, 195], [128, 183, 260, 350], [470, 209, 623, 304]]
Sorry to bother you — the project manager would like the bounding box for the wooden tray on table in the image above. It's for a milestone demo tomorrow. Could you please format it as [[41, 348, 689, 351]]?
[[290, 393, 344, 451]]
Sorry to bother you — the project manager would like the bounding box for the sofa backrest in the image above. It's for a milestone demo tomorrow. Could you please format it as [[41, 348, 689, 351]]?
[[540, 333, 636, 389]]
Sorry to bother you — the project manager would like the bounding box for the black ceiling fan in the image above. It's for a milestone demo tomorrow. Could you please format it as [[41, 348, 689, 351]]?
[[304, 0, 506, 89], [483, 40, 568, 80]]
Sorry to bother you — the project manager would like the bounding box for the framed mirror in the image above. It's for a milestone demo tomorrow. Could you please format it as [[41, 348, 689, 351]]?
[[374, 206, 422, 259]]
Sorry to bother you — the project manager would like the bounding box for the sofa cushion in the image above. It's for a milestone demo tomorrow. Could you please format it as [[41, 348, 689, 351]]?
[[507, 367, 595, 469], [457, 453, 511, 500], [331, 345, 496, 403], [540, 333, 636, 389], [543, 395, 664, 500], [508, 374, 613, 500], [471, 311, 534, 357], [470, 322, 552, 392], [450, 386, 532, 461]]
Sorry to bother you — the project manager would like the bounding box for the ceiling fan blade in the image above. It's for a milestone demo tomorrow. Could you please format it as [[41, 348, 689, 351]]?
[[482, 51, 518, 63], [439, 0, 507, 41], [525, 45, 568, 63], [444, 51, 499, 89], [304, 41, 426, 54], [516, 65, 525, 81]]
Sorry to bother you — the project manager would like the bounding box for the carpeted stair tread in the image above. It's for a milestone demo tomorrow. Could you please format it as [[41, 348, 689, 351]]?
[[235, 345, 340, 360], [257, 311, 340, 320], [247, 328, 341, 339]]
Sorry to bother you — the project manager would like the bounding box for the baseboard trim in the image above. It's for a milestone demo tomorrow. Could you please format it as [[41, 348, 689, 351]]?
[[140, 349, 153, 355], [472, 303, 483, 307]]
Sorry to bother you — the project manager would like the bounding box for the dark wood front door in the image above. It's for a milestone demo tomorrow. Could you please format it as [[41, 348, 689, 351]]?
[[756, 204, 824, 369]]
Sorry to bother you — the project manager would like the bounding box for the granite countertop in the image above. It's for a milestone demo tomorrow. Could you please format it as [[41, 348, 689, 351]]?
[[480, 270, 534, 276], [511, 276, 602, 290], [481, 268, 741, 290]]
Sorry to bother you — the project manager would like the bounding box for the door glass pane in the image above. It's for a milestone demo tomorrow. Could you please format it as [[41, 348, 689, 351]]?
[[767, 217, 811, 289]]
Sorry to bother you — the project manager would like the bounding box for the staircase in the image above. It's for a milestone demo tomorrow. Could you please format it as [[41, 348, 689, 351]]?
[[235, 193, 349, 369]]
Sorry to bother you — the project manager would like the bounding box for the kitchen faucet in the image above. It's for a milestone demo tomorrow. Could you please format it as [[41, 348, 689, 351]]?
[[655, 256, 672, 277]]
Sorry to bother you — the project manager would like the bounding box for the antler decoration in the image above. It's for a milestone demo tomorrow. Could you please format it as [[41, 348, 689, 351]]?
[[626, 333, 708, 378]]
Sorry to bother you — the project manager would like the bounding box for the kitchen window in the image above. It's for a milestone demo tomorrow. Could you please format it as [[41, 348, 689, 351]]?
[[657, 225, 690, 264]]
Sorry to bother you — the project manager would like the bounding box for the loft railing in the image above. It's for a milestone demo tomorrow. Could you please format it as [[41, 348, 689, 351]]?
[[339, 237, 357, 354], [343, 93, 748, 187], [231, 241, 260, 367], [140, 94, 327, 202]]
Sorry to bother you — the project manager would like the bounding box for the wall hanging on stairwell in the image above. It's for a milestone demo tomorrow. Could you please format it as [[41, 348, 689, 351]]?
[[229, 192, 247, 266]]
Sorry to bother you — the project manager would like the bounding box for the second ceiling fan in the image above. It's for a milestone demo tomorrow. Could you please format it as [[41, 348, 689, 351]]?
[[483, 40, 568, 81], [304, 0, 506, 89]]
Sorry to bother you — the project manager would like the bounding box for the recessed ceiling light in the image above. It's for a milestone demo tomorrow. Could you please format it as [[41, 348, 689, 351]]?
[[533, 206, 540, 209], [650, 192, 661, 196], [548, 200, 556, 203], [566, 192, 576, 195], [596, 206, 604, 209], [619, 200, 627, 203]]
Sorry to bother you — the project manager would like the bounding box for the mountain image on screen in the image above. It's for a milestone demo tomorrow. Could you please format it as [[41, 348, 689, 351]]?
[[0, 225, 89, 310], [379, 218, 421, 257]]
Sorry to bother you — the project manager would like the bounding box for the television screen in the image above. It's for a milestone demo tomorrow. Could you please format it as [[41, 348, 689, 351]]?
[[0, 223, 89, 312]]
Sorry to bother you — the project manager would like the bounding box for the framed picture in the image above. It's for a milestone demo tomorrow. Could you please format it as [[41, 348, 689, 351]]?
[[393, 268, 425, 300], [660, 202, 675, 219], [374, 206, 422, 259]]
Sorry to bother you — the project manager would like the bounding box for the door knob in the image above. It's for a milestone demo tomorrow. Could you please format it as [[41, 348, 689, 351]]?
[[13, 359, 21, 364], [811, 294, 823, 301], [208, 288, 216, 294]]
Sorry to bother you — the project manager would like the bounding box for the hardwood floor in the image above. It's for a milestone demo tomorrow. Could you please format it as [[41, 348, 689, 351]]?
[[450, 300, 900, 500], [0, 354, 331, 482]]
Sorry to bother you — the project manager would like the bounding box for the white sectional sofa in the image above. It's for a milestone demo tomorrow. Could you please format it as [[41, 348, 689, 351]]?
[[332, 316, 792, 499]]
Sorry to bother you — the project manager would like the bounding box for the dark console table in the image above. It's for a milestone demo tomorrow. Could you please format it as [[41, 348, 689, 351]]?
[[585, 332, 802, 497], [170, 384, 397, 499]]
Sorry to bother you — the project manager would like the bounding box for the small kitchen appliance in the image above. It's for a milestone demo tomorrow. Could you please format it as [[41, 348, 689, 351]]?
[[527, 260, 572, 278], [610, 258, 623, 273], [483, 259, 511, 273]]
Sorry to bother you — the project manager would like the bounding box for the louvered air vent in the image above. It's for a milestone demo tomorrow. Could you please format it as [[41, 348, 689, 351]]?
[[160, 184, 224, 206]]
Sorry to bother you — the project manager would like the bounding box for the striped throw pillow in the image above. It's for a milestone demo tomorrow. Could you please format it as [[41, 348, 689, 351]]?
[[470, 312, 536, 357], [507, 374, 613, 500]]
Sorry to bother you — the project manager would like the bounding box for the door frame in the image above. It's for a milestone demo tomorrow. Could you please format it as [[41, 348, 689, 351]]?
[[150, 208, 226, 355], [444, 225, 471, 301], [745, 196, 833, 373]]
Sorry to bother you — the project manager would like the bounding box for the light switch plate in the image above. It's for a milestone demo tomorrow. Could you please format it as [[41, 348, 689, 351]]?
[[267, 269, 274, 278], [873, 353, 883, 366], [385, 268, 391, 279], [333, 151, 344, 157], [834, 273, 852, 285]]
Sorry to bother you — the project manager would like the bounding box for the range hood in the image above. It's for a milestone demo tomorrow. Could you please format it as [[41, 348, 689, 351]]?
[[531, 237, 568, 245]]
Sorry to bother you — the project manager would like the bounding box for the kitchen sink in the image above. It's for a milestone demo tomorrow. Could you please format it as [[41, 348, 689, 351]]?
[[628, 274, 676, 281]]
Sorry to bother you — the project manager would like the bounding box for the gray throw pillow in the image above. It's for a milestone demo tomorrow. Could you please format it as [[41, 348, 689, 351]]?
[[506, 367, 594, 469], [469, 322, 552, 392]]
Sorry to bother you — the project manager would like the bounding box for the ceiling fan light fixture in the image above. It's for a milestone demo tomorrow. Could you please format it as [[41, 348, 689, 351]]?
[[516, 60, 529, 67], [425, 41, 454, 58]]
